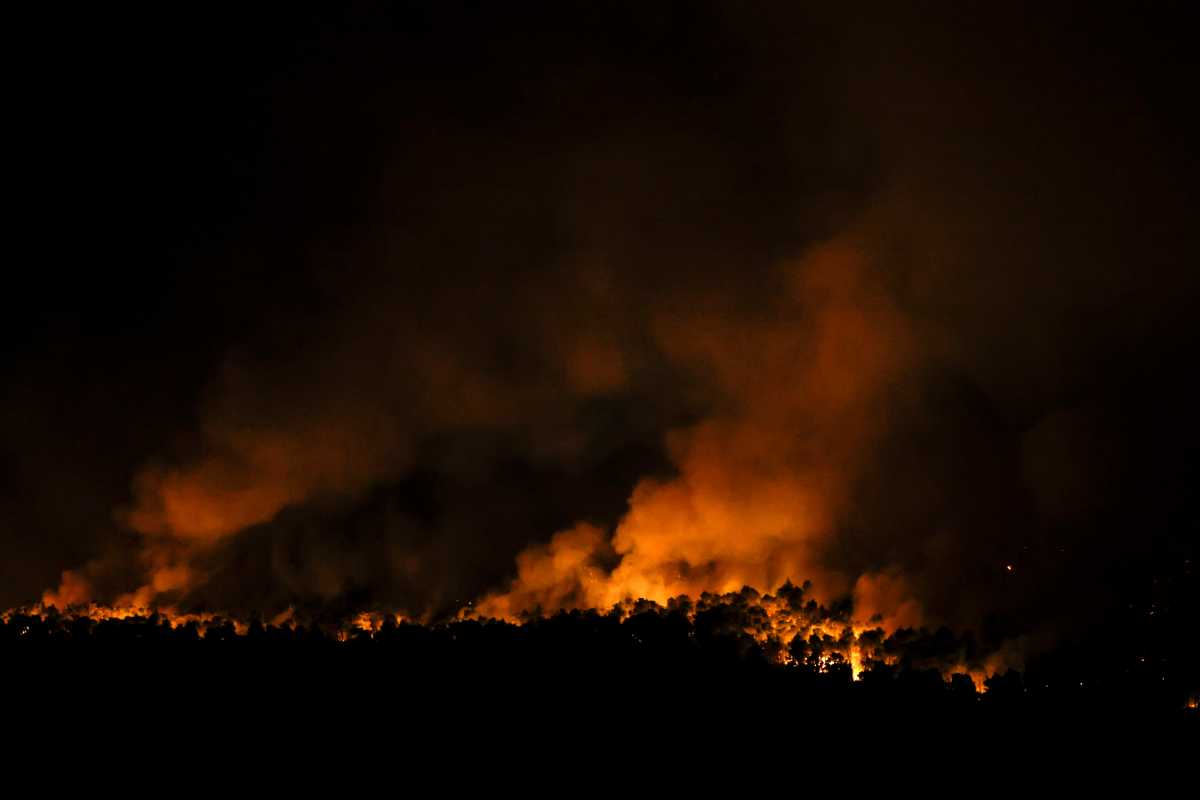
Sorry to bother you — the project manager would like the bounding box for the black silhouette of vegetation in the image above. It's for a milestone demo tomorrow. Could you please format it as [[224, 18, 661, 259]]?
[[6, 574, 1196, 733]]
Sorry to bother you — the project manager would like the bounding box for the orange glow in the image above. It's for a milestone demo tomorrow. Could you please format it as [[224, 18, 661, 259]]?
[[349, 611, 407, 632], [10, 240, 998, 690], [40, 569, 92, 609], [476, 585, 986, 680], [479, 238, 921, 631], [4, 601, 243, 636], [0, 602, 411, 643], [563, 337, 627, 394], [3, 591, 1004, 684]]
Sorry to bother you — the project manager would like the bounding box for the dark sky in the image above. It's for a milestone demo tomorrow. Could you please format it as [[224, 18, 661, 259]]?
[[4, 3, 1198, 646]]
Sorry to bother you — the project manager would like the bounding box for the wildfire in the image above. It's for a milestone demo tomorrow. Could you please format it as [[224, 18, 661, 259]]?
[[348, 611, 408, 634], [468, 583, 997, 686], [4, 584, 1006, 693], [1, 602, 421, 643], [2, 602, 249, 636]]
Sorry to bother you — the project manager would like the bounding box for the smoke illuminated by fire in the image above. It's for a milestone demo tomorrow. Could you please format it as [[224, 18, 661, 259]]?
[[19, 9, 1192, 692], [5, 5, 1199, 725], [32, 232, 936, 637], [22, 233, 976, 680], [476, 238, 923, 625]]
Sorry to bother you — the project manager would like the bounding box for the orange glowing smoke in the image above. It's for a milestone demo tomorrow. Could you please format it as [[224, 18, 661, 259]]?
[[124, 416, 404, 542], [39, 540, 204, 616], [33, 233, 932, 651], [479, 237, 922, 625], [40, 569, 92, 609]]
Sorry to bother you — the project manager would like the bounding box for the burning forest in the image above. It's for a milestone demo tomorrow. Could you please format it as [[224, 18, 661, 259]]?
[[4, 2, 1199, 734]]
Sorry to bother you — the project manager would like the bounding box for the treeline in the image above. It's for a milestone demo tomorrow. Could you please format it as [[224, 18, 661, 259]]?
[[4, 585, 1196, 728]]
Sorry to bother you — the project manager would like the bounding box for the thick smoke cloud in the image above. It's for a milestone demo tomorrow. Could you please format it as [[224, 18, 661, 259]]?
[[6, 4, 1197, 653], [478, 235, 922, 620]]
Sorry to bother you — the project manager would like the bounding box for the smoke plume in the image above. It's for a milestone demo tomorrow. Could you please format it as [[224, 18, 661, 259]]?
[[8, 5, 1196, 657]]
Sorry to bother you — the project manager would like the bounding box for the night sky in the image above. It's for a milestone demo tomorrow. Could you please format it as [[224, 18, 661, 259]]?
[[4, 1, 1198, 670]]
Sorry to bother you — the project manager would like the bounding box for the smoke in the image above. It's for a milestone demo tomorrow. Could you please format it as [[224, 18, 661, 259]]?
[[14, 4, 1198, 650], [479, 234, 921, 619]]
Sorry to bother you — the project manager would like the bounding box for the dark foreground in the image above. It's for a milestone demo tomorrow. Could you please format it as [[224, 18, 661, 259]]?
[[5, 602, 1197, 743]]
